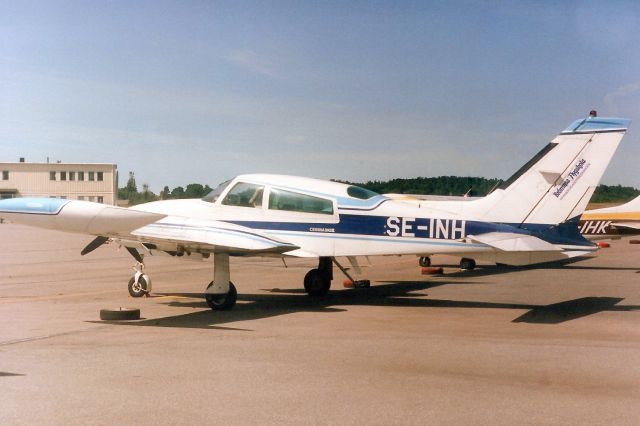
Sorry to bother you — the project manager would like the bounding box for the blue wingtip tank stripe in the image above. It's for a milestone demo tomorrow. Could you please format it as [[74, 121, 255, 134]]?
[[0, 198, 70, 215]]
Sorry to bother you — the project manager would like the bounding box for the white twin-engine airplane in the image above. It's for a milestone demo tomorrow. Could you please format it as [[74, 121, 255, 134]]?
[[0, 115, 631, 311]]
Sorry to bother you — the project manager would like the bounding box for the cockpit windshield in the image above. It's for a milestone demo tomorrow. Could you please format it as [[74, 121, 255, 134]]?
[[202, 180, 231, 203], [347, 185, 379, 200]]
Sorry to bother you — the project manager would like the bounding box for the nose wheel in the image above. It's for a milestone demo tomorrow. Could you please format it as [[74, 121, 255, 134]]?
[[128, 276, 149, 297], [128, 262, 151, 297]]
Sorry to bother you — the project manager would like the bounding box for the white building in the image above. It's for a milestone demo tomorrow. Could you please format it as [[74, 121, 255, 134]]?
[[0, 160, 118, 205]]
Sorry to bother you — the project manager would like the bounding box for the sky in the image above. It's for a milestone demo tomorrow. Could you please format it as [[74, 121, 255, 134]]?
[[2, 0, 640, 192]]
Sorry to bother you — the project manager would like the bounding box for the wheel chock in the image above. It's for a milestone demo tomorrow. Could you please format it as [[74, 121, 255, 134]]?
[[422, 266, 444, 275]]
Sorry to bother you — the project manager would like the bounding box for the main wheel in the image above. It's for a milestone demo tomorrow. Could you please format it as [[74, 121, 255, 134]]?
[[304, 269, 331, 296], [205, 282, 237, 311], [128, 275, 149, 297], [460, 258, 476, 271], [418, 256, 431, 267]]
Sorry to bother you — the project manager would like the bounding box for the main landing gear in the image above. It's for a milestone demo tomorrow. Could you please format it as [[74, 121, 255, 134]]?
[[204, 253, 237, 310], [418, 256, 431, 267], [124, 250, 359, 311], [304, 257, 333, 296], [459, 258, 476, 271], [417, 256, 476, 271]]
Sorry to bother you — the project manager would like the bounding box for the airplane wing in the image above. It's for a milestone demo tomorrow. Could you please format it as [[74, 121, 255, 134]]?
[[466, 232, 562, 252], [0, 198, 299, 256], [126, 217, 300, 255]]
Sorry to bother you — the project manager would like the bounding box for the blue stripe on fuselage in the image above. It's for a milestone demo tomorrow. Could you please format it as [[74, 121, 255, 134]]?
[[226, 214, 594, 247]]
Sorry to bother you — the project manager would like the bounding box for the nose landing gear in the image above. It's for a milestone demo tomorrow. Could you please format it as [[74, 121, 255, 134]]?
[[128, 262, 151, 297]]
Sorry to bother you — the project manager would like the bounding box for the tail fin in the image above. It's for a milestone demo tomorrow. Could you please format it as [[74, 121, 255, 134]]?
[[467, 115, 631, 225]]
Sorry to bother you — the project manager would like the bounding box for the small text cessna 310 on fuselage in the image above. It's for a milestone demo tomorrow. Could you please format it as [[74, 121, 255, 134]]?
[[0, 114, 631, 311]]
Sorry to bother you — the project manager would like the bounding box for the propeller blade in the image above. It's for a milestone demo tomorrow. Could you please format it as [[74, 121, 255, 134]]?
[[126, 246, 144, 263], [81, 236, 109, 256]]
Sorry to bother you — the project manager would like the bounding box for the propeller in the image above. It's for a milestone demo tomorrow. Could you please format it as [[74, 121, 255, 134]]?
[[80, 236, 109, 256]]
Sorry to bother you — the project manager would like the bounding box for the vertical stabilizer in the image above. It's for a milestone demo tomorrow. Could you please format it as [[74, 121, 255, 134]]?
[[466, 115, 630, 225]]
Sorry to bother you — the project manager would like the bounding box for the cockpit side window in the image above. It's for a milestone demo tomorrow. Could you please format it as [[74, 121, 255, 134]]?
[[268, 188, 333, 215], [221, 182, 264, 208], [202, 180, 231, 203]]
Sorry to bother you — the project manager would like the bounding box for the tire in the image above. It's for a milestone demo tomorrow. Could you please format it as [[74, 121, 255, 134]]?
[[304, 269, 331, 296], [128, 275, 149, 297], [205, 282, 237, 311], [418, 256, 431, 267], [100, 308, 141, 321], [460, 258, 476, 271]]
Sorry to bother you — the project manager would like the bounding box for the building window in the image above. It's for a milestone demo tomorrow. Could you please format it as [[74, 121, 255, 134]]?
[[60, 171, 67, 181], [1, 171, 8, 180], [88, 172, 95, 181], [69, 172, 75, 181], [50, 171, 56, 181], [89, 196, 96, 202], [97, 172, 104, 181], [78, 171, 84, 181], [78, 196, 85, 201], [97, 196, 104, 204]]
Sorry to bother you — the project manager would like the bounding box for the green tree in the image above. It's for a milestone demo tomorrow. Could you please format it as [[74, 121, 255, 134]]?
[[159, 186, 170, 200], [125, 172, 137, 193], [171, 186, 185, 198], [184, 183, 205, 198]]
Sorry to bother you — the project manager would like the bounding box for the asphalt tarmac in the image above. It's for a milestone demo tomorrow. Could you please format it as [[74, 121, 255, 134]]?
[[1, 223, 639, 425]]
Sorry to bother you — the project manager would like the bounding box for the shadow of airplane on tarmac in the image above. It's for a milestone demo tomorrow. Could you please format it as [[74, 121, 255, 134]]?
[[89, 279, 640, 330], [0, 372, 25, 377]]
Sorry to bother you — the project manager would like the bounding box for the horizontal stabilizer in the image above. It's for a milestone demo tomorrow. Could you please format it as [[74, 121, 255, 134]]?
[[612, 222, 640, 230], [467, 232, 562, 252]]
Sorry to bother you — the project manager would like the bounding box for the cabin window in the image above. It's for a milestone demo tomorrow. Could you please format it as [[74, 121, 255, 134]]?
[[268, 189, 333, 215], [347, 185, 379, 200], [221, 182, 264, 208]]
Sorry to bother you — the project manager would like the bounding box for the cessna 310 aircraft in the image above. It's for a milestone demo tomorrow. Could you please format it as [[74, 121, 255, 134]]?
[[0, 114, 631, 311]]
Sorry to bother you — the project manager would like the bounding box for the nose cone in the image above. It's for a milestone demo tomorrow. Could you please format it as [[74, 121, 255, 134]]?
[[0, 197, 70, 215]]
